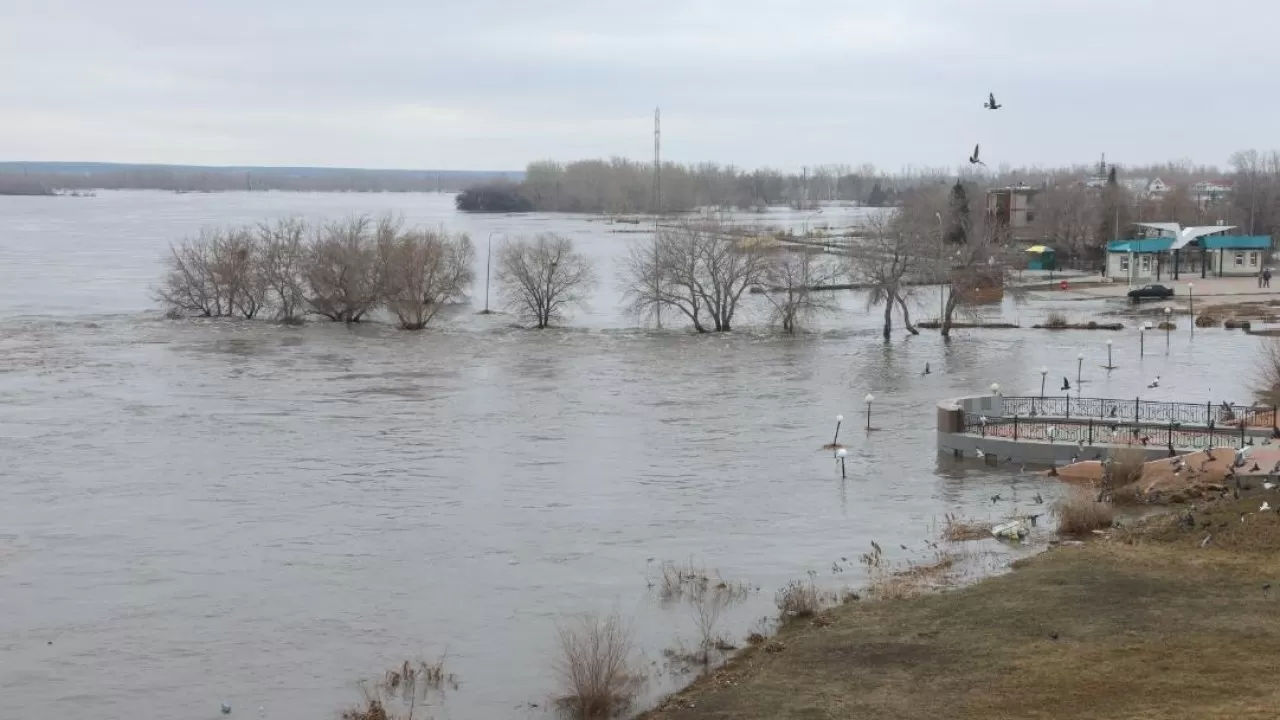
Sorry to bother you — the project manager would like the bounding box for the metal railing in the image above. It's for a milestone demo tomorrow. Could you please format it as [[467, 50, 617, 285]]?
[[964, 414, 1258, 450], [998, 395, 1277, 429]]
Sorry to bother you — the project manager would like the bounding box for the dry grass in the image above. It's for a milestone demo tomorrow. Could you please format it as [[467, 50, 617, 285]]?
[[940, 513, 993, 541], [342, 657, 456, 720], [1044, 310, 1068, 328], [1055, 487, 1115, 535], [640, 497, 1280, 720], [654, 560, 712, 602], [1104, 446, 1147, 503], [775, 574, 822, 620], [554, 611, 644, 719]]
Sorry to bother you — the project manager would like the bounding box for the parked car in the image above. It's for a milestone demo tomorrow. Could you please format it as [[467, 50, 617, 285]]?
[[1127, 284, 1175, 302]]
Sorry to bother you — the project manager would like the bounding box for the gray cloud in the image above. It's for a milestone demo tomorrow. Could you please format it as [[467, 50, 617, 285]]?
[[0, 0, 1274, 170]]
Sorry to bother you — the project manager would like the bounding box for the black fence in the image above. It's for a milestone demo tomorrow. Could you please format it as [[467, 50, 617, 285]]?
[[964, 414, 1256, 450], [998, 395, 1277, 429]]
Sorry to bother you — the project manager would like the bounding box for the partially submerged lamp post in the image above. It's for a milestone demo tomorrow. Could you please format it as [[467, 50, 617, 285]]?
[[1076, 352, 1084, 388], [1164, 306, 1172, 353], [484, 232, 498, 314], [832, 414, 843, 457], [1105, 339, 1115, 371], [837, 448, 847, 479], [990, 382, 1000, 396], [864, 394, 875, 431], [1039, 366, 1048, 399], [1140, 322, 1150, 357]]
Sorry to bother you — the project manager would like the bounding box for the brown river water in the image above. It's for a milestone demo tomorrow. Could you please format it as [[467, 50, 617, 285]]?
[[0, 192, 1265, 719]]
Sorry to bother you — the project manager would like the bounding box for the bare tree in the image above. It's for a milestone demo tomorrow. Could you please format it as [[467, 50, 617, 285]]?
[[1034, 184, 1100, 269], [760, 249, 843, 333], [379, 229, 476, 330], [848, 211, 926, 340], [305, 215, 385, 322], [621, 220, 772, 332], [496, 233, 595, 328], [156, 226, 264, 319], [254, 217, 309, 324]]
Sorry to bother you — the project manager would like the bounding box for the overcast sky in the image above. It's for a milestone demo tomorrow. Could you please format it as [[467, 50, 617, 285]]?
[[1, 0, 1274, 172]]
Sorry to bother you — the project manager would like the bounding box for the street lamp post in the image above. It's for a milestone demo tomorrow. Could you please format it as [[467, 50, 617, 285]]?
[[1105, 339, 1114, 371], [1188, 283, 1195, 335], [1039, 366, 1048, 399], [1164, 306, 1172, 352], [990, 382, 1001, 396], [935, 211, 945, 321], [1076, 352, 1084, 388], [484, 232, 498, 314], [864, 394, 875, 431]]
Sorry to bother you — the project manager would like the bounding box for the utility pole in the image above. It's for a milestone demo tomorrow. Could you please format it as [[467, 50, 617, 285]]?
[[651, 107, 662, 329]]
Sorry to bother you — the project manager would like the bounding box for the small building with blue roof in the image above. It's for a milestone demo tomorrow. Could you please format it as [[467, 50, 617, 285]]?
[[1106, 222, 1272, 282]]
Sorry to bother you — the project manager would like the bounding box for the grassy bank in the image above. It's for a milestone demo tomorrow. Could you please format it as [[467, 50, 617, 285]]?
[[642, 497, 1280, 720]]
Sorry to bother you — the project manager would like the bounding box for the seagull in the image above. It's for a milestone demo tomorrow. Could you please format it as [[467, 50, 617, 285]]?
[[1033, 492, 1044, 504], [222, 704, 232, 715], [969, 143, 985, 166], [979, 415, 989, 426], [984, 92, 1002, 110], [922, 363, 931, 375], [975, 448, 985, 459], [1263, 501, 1272, 512], [1061, 377, 1070, 391], [1148, 375, 1160, 389]]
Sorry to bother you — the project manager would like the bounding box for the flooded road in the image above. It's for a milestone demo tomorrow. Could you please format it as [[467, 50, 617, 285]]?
[[0, 192, 1267, 719]]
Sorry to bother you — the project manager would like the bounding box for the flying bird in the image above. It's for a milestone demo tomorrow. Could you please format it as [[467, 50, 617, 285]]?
[[984, 92, 1002, 110], [1061, 377, 1071, 391], [990, 494, 1002, 504], [968, 143, 985, 166]]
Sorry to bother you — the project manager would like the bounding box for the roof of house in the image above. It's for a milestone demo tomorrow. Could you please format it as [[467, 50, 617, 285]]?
[[1108, 235, 1272, 252], [1108, 238, 1173, 253], [1202, 235, 1272, 250]]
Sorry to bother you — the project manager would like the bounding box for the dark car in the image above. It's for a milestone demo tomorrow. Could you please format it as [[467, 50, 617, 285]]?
[[1127, 284, 1175, 302]]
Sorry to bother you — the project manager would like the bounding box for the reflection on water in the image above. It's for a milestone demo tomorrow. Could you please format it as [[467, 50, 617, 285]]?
[[0, 192, 1268, 719]]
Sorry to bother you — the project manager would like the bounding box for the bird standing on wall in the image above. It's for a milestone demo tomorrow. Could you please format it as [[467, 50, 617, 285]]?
[[969, 143, 985, 166], [984, 92, 1002, 109]]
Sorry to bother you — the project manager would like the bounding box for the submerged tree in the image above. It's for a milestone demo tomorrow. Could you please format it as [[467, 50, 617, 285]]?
[[620, 221, 773, 333], [379, 229, 476, 330], [156, 226, 264, 319], [760, 249, 843, 334], [305, 215, 387, 322], [496, 233, 596, 328], [848, 211, 927, 340]]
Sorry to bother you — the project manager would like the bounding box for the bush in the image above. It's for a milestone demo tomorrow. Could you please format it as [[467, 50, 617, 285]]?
[[1195, 311, 1221, 327], [455, 182, 533, 213], [1055, 487, 1115, 535], [1106, 447, 1148, 502], [1044, 311, 1069, 328], [554, 611, 643, 719], [775, 576, 821, 619]]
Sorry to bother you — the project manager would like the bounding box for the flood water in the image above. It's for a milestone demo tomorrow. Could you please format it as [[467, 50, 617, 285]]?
[[0, 192, 1267, 719]]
